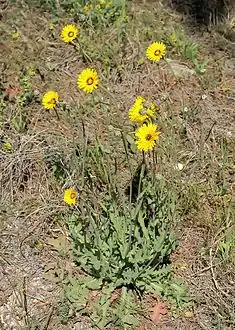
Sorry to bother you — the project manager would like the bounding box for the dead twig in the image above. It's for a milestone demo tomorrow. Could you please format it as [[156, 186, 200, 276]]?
[[22, 276, 29, 327], [42, 306, 54, 330], [209, 248, 229, 297]]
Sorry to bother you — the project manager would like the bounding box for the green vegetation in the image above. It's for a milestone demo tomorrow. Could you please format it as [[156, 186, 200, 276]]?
[[1, 0, 235, 329]]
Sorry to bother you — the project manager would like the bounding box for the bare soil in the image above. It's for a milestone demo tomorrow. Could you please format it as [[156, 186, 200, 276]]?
[[1, 1, 235, 329]]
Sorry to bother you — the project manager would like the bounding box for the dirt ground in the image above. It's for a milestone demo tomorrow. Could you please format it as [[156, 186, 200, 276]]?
[[0, 0, 235, 329]]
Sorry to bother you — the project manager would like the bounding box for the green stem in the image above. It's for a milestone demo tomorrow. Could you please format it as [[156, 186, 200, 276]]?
[[121, 131, 133, 205], [72, 40, 92, 63], [54, 107, 60, 120], [99, 83, 116, 100]]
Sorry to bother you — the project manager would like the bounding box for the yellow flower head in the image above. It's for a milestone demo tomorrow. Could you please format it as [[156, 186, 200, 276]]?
[[61, 24, 78, 43], [146, 41, 166, 62], [77, 68, 99, 93], [64, 188, 77, 206], [135, 123, 160, 152], [129, 96, 159, 123], [42, 91, 59, 110]]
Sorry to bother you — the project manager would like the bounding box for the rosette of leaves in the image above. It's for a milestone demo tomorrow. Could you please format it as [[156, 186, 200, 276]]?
[[68, 173, 177, 294]]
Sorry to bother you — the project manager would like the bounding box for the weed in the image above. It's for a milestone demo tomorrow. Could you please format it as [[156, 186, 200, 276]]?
[[45, 149, 69, 184], [11, 68, 38, 133], [31, 0, 126, 28], [168, 29, 209, 74], [2, 0, 235, 329], [58, 299, 70, 324], [218, 227, 235, 264], [61, 131, 189, 327], [68, 175, 177, 291]]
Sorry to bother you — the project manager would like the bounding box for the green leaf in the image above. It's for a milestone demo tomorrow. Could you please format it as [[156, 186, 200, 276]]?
[[47, 236, 69, 256], [84, 277, 102, 290], [122, 314, 139, 326]]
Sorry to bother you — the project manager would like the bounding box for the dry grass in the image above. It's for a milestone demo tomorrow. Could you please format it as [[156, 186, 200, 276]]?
[[0, 0, 235, 329]]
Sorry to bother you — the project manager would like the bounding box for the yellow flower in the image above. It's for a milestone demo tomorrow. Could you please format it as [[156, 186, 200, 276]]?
[[61, 24, 78, 43], [147, 101, 159, 113], [77, 68, 99, 93], [64, 188, 77, 206], [129, 96, 159, 123], [146, 41, 166, 62], [135, 123, 160, 151], [42, 91, 59, 110]]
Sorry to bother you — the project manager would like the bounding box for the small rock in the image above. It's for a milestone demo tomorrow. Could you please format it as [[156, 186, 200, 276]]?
[[166, 59, 196, 77], [201, 94, 207, 100], [184, 310, 194, 318], [223, 59, 235, 76], [177, 163, 184, 171]]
